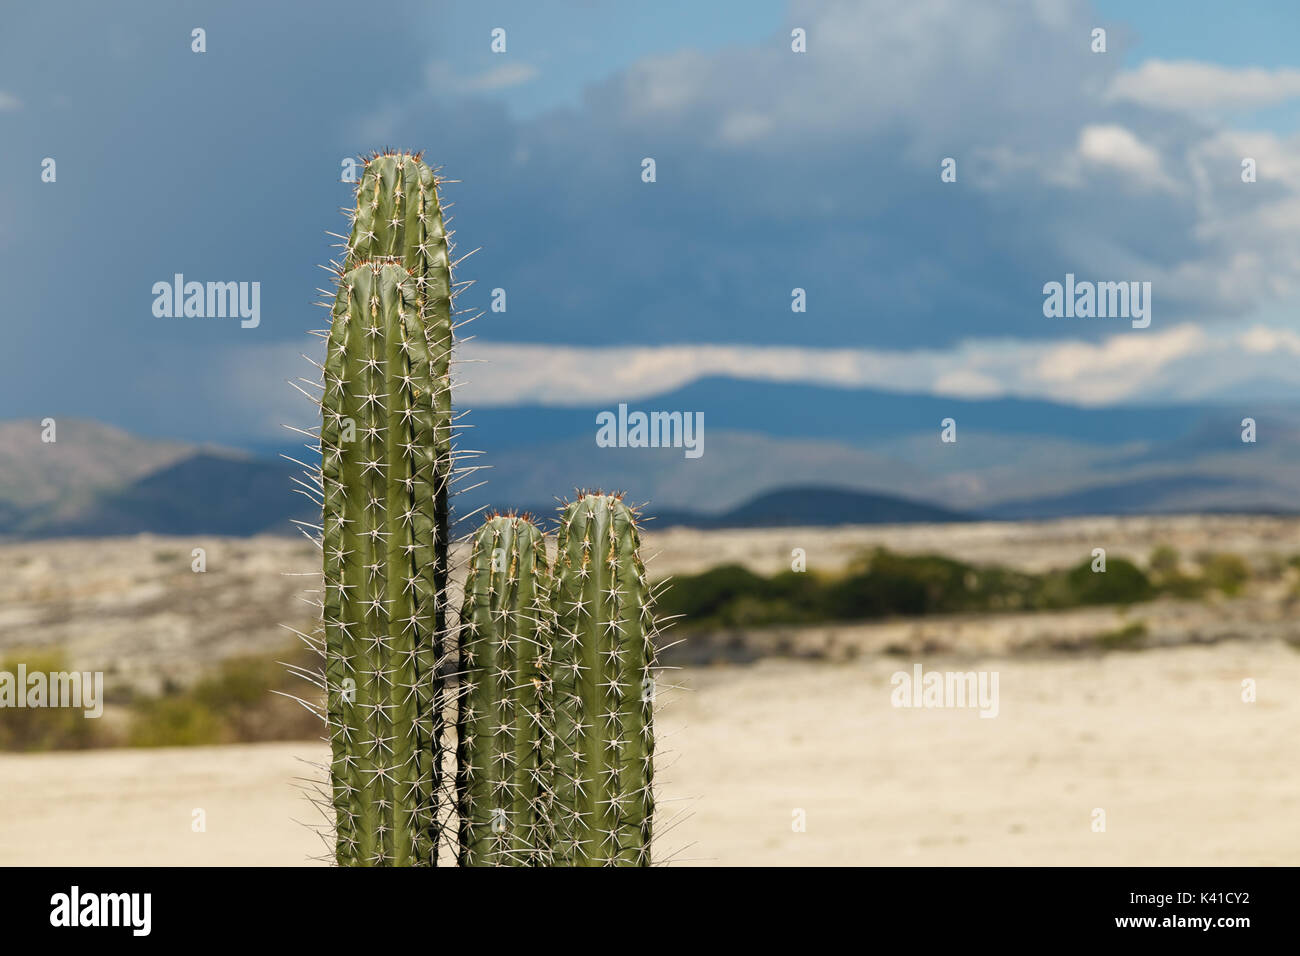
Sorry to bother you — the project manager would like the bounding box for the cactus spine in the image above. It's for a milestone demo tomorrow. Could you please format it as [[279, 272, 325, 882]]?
[[550, 493, 657, 865], [320, 152, 456, 866], [456, 515, 555, 866]]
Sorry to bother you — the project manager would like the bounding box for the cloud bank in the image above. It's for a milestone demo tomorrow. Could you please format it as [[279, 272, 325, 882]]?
[[452, 324, 1300, 408]]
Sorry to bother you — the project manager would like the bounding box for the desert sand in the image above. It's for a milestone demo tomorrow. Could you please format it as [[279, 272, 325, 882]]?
[[3, 639, 1297, 866]]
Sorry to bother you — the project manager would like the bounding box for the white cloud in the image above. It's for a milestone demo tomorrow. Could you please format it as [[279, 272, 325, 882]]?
[[1238, 325, 1300, 355], [0, 92, 21, 111], [930, 369, 1006, 398], [174, 319, 1300, 440], [459, 63, 539, 92], [621, 50, 711, 115], [1028, 325, 1208, 403], [1077, 124, 1168, 184], [451, 322, 1300, 410], [717, 110, 775, 145], [426, 62, 538, 94], [1109, 60, 1300, 112]]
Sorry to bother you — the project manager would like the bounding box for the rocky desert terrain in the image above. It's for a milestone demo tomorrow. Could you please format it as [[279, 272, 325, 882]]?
[[1, 515, 1299, 865], [3, 514, 1300, 691]]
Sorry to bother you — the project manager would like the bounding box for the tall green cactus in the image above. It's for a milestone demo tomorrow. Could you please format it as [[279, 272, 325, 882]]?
[[456, 514, 554, 866], [318, 151, 457, 866], [550, 493, 657, 866], [344, 151, 454, 673]]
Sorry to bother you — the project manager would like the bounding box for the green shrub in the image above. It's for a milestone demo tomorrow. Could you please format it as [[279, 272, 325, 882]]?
[[1041, 558, 1153, 608], [653, 542, 1259, 633], [1096, 620, 1148, 650], [126, 650, 321, 747], [1198, 553, 1250, 596], [1148, 545, 1180, 579], [127, 695, 224, 747], [826, 549, 1039, 618], [655, 563, 825, 628], [0, 652, 114, 751], [658, 548, 1172, 630], [1160, 574, 1207, 599]]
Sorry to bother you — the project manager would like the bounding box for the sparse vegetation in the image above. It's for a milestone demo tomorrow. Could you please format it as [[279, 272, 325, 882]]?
[[0, 647, 321, 752], [0, 652, 111, 751], [1197, 552, 1251, 597], [127, 650, 320, 747], [1096, 620, 1148, 650], [1041, 557, 1153, 608], [1147, 545, 1207, 598], [3, 534, 1281, 753], [1148, 545, 1180, 579], [658, 546, 1257, 631]]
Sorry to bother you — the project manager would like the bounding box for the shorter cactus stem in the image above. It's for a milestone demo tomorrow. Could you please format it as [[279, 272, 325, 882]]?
[[457, 514, 554, 866], [551, 493, 656, 866]]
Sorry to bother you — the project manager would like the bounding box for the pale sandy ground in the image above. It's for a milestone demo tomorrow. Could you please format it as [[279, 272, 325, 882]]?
[[3, 640, 1296, 866]]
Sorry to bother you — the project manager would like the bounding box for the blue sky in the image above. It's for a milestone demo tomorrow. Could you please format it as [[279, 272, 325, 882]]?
[[1096, 0, 1300, 68], [424, 1, 789, 118], [3, 0, 1300, 444]]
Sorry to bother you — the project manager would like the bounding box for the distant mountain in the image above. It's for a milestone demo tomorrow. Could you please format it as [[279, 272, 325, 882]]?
[[1, 455, 969, 538], [985, 473, 1293, 520], [467, 430, 927, 515], [641, 486, 973, 528], [463, 376, 1222, 452], [30, 453, 312, 538], [0, 419, 313, 538], [0, 419, 193, 514], [3, 376, 1300, 538]]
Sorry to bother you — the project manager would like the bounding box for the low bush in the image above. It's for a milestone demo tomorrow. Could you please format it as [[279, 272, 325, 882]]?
[[656, 548, 1200, 630]]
